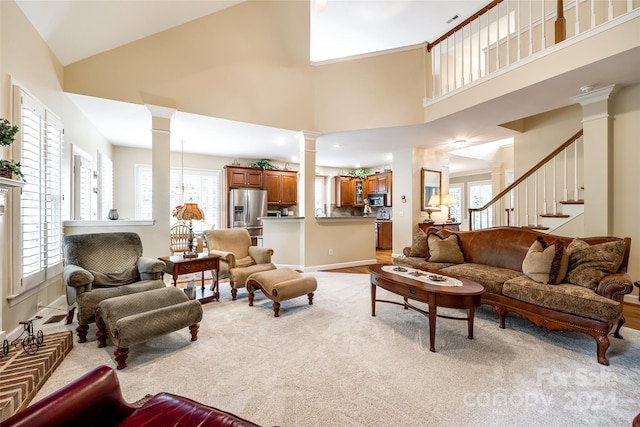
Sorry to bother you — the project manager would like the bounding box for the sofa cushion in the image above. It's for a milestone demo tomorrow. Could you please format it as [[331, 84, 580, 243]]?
[[235, 255, 256, 268], [440, 263, 523, 294], [565, 239, 626, 290], [393, 256, 455, 271], [407, 233, 428, 258], [427, 233, 464, 263], [522, 237, 568, 285], [503, 275, 622, 323], [90, 265, 139, 287]]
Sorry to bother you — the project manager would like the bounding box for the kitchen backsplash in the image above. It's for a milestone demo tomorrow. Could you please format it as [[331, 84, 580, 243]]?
[[327, 204, 392, 220]]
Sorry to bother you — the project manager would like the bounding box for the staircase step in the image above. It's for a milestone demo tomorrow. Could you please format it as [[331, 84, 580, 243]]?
[[560, 200, 584, 205], [540, 214, 570, 218], [521, 225, 550, 231]]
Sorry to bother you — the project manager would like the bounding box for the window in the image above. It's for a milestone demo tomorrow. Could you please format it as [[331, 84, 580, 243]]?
[[12, 86, 63, 294], [135, 164, 221, 231], [98, 152, 113, 220], [314, 175, 326, 215], [449, 183, 463, 224], [469, 180, 493, 229], [73, 147, 96, 220]]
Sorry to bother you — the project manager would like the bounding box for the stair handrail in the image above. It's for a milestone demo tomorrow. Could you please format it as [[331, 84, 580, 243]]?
[[468, 129, 583, 230]]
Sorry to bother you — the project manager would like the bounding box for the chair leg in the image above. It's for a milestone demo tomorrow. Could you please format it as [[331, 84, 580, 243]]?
[[189, 323, 200, 341], [272, 301, 281, 317], [66, 307, 76, 325], [308, 292, 314, 305], [76, 324, 89, 343], [114, 347, 129, 370], [231, 286, 238, 301], [248, 285, 255, 307]]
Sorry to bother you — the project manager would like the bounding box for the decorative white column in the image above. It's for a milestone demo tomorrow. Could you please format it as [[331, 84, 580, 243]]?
[[297, 130, 320, 268], [571, 84, 617, 236], [145, 105, 175, 238]]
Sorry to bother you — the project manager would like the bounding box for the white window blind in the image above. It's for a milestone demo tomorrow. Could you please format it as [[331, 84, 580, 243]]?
[[73, 153, 94, 220], [13, 86, 63, 293], [98, 151, 113, 220]]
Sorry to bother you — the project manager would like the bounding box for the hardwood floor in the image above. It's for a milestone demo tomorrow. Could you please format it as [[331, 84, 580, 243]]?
[[323, 249, 640, 331]]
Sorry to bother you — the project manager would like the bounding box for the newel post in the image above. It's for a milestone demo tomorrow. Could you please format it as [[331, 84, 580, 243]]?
[[555, 0, 566, 43]]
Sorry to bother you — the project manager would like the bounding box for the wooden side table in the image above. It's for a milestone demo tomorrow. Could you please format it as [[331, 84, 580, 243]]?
[[158, 253, 220, 304], [418, 222, 461, 232]]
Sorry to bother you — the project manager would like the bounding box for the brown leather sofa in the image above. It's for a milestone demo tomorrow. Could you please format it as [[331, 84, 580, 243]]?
[[395, 226, 633, 365], [3, 365, 264, 427]]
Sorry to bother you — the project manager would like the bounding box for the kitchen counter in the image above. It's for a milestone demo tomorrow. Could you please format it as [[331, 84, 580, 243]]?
[[260, 216, 304, 220], [315, 216, 376, 222]]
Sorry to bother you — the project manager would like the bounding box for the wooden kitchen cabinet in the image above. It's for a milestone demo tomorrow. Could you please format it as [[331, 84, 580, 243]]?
[[225, 166, 262, 189], [263, 170, 298, 206], [335, 176, 366, 207], [367, 172, 391, 195], [376, 221, 392, 250]]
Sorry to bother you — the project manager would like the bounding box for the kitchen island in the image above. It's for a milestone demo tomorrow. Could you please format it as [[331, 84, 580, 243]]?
[[261, 215, 377, 271]]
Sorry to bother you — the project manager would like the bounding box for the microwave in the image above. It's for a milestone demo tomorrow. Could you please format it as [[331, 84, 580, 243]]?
[[368, 194, 385, 207]]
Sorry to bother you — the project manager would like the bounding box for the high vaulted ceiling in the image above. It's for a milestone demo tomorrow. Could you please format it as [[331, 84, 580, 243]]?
[[14, 1, 640, 173]]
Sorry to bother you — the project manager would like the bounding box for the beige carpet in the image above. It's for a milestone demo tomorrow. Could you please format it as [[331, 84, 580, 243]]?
[[33, 273, 640, 426]]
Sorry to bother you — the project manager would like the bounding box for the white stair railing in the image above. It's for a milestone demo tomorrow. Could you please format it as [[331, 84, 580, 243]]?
[[426, 0, 639, 100], [469, 130, 583, 230]]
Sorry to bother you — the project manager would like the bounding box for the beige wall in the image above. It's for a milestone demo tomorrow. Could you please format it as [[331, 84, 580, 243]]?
[[64, 1, 316, 132], [314, 48, 425, 132], [0, 1, 111, 332]]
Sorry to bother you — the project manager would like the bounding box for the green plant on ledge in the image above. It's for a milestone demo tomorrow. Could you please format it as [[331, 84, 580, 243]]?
[[1, 118, 19, 146], [0, 159, 25, 181], [347, 168, 369, 179], [0, 118, 25, 182], [248, 159, 280, 170]]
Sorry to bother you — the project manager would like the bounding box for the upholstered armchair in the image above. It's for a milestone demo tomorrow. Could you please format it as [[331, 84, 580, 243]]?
[[63, 232, 166, 342], [203, 228, 276, 300]]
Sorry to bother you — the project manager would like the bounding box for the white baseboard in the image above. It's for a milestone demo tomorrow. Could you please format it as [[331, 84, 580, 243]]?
[[624, 294, 639, 305], [5, 295, 67, 341], [301, 259, 377, 273]]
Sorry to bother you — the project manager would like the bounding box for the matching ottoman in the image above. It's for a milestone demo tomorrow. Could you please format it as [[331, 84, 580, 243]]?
[[95, 287, 203, 369], [246, 268, 317, 317]]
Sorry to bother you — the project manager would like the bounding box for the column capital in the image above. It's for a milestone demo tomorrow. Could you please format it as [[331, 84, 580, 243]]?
[[145, 104, 176, 119], [571, 84, 618, 106], [296, 130, 322, 142]]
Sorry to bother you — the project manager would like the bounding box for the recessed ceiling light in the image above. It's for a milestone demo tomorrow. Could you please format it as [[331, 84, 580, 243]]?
[[332, 144, 340, 149], [446, 14, 460, 24]]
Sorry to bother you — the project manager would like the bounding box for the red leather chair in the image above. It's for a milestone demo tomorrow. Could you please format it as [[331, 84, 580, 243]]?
[[3, 365, 264, 427]]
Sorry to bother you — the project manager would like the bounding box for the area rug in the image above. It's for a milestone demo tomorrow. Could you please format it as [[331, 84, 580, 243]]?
[[33, 274, 640, 426], [0, 331, 73, 421]]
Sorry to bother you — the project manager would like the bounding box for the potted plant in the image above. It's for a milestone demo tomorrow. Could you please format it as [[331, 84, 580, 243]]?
[[0, 118, 25, 181]]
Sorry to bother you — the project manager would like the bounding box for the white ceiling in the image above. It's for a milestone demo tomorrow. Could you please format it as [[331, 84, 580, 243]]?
[[15, 1, 640, 173]]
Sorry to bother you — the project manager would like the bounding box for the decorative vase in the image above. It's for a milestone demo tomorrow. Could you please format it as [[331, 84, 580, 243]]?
[[0, 167, 11, 179], [107, 209, 119, 220]]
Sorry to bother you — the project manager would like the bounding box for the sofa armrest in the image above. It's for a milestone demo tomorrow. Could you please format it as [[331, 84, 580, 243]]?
[[3, 365, 136, 427], [249, 246, 274, 264], [403, 247, 411, 256], [63, 264, 94, 289], [209, 249, 236, 267], [596, 273, 633, 300]]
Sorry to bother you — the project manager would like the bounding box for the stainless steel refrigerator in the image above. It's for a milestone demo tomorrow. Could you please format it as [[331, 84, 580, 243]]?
[[229, 189, 268, 238]]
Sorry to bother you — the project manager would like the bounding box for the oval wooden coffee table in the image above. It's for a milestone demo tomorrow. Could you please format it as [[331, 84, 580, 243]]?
[[369, 264, 485, 352]]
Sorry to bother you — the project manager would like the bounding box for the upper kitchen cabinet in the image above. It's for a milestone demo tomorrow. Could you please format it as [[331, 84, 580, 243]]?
[[367, 172, 392, 195], [263, 170, 298, 206], [335, 176, 366, 207], [226, 166, 262, 189], [367, 172, 392, 206]]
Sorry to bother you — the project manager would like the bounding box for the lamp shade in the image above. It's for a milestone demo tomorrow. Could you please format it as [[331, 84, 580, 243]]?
[[176, 203, 205, 221], [427, 194, 441, 206], [441, 194, 457, 206]]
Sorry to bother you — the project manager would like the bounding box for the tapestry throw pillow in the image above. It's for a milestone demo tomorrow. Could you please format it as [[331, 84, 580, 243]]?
[[565, 238, 626, 290], [407, 232, 429, 258], [521, 236, 568, 285], [427, 233, 464, 263]]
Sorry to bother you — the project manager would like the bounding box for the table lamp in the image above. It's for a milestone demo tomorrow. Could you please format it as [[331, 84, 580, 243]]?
[[425, 194, 440, 223], [176, 202, 205, 258], [441, 194, 457, 222]]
